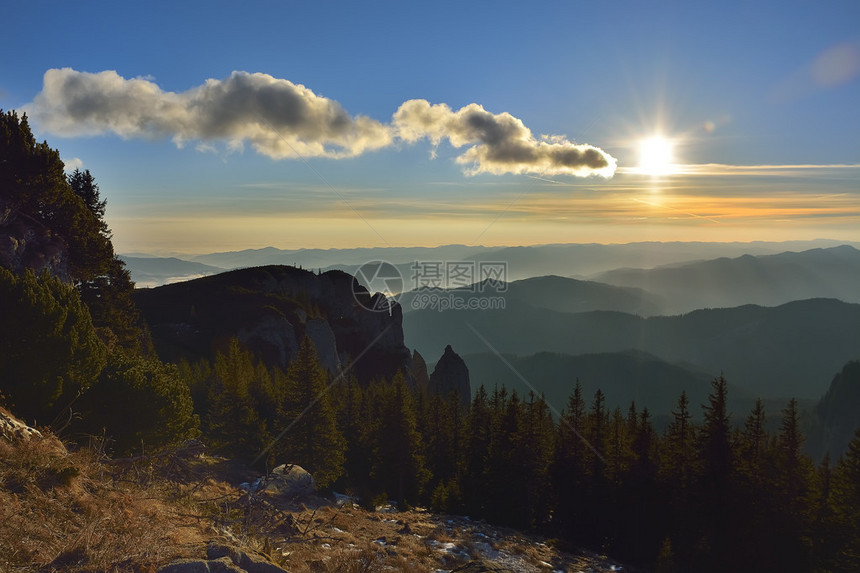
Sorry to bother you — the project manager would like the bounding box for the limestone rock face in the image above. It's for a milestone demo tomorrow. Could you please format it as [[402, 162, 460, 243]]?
[[134, 266, 414, 385], [237, 314, 298, 370], [429, 345, 472, 407], [305, 317, 340, 374], [0, 212, 71, 282], [410, 349, 431, 390]]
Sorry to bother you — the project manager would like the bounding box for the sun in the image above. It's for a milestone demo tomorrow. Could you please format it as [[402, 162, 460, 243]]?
[[638, 136, 675, 175]]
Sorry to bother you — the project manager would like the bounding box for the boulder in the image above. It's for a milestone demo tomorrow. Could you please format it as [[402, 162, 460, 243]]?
[[263, 464, 315, 499], [429, 345, 472, 407], [0, 409, 43, 442], [450, 560, 514, 573], [157, 544, 288, 573], [207, 543, 287, 573]]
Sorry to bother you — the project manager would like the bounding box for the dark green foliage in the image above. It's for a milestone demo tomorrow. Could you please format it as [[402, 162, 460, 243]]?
[[0, 111, 111, 282], [0, 268, 106, 424], [369, 373, 429, 508], [79, 351, 198, 455], [831, 429, 860, 570], [274, 336, 345, 488], [206, 339, 273, 463]]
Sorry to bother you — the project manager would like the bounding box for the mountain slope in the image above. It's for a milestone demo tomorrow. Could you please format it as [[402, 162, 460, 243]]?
[[398, 274, 662, 316], [462, 350, 771, 420], [594, 245, 860, 313], [403, 298, 860, 399], [134, 265, 414, 385]]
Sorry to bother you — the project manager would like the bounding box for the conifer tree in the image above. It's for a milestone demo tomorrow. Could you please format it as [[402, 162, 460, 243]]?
[[552, 380, 588, 534], [80, 351, 198, 455], [275, 336, 345, 488], [0, 268, 107, 424], [371, 372, 428, 507], [695, 375, 735, 571], [208, 338, 270, 462], [829, 428, 860, 569]]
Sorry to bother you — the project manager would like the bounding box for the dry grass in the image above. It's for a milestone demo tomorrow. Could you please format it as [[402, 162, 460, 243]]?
[[0, 419, 626, 573], [0, 434, 209, 572]]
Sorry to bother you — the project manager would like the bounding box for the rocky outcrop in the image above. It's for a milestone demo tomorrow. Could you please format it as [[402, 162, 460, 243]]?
[[134, 266, 415, 385], [411, 349, 431, 390], [305, 317, 340, 374], [450, 560, 514, 573], [0, 211, 71, 282], [0, 408, 43, 442], [429, 345, 471, 407], [157, 542, 287, 573]]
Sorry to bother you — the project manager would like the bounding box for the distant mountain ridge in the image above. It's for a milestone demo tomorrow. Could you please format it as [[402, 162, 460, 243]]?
[[120, 256, 225, 287], [398, 274, 662, 316], [121, 239, 860, 287], [594, 244, 860, 313], [403, 297, 860, 400]]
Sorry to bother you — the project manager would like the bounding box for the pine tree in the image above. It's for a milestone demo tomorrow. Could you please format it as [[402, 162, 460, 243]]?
[[370, 372, 429, 508], [552, 380, 588, 535], [275, 336, 345, 488], [694, 375, 735, 571], [67, 169, 145, 352], [80, 351, 198, 455], [208, 339, 270, 462], [829, 428, 860, 570], [0, 268, 107, 424]]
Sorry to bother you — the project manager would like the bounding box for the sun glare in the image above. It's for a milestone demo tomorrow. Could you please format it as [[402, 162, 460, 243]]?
[[638, 136, 675, 175]]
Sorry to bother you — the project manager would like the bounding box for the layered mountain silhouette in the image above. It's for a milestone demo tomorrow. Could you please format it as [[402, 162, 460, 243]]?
[[593, 245, 860, 313], [404, 298, 860, 400]]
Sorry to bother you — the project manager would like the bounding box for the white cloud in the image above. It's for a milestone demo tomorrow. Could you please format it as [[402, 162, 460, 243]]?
[[393, 99, 616, 177], [27, 68, 616, 178], [61, 156, 83, 172], [27, 68, 393, 159]]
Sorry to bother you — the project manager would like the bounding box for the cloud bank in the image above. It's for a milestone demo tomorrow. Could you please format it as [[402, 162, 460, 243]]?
[[27, 68, 616, 177]]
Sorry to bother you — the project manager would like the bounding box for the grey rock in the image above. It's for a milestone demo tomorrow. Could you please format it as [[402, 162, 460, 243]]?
[[305, 317, 341, 374], [450, 559, 514, 573], [206, 543, 287, 573], [263, 464, 315, 499], [410, 349, 430, 390], [429, 344, 472, 407]]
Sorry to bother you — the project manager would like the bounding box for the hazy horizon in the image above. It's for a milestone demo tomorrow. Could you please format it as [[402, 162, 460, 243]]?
[[2, 2, 857, 255]]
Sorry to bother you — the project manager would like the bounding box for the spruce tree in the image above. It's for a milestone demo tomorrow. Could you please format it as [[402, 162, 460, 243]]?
[[208, 339, 270, 462], [275, 336, 345, 488], [370, 372, 428, 508]]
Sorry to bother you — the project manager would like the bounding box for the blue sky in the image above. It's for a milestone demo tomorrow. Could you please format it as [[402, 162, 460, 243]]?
[[2, 0, 859, 253]]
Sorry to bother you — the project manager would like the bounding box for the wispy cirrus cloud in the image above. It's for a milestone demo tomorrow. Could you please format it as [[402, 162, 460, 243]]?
[[25, 68, 616, 178]]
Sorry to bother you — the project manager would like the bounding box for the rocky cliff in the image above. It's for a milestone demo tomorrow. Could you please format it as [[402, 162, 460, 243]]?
[[429, 345, 471, 407], [134, 265, 414, 385]]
